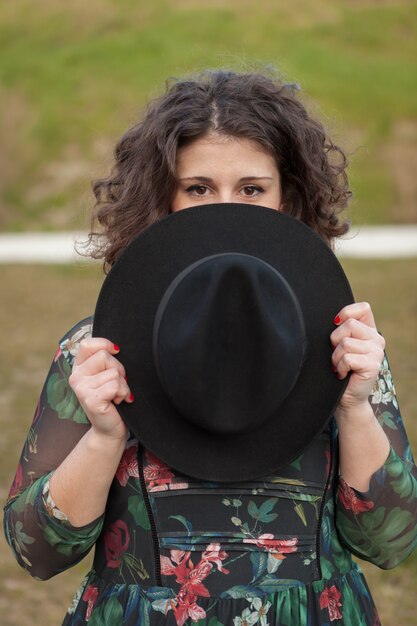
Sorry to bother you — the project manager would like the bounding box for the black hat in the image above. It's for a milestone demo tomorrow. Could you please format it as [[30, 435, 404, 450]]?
[[93, 203, 354, 482]]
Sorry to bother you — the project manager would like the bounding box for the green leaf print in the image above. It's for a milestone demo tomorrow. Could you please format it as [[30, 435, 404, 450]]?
[[128, 496, 151, 530], [320, 557, 334, 579], [151, 598, 172, 615], [293, 502, 307, 526], [169, 514, 193, 533], [11, 476, 44, 514], [270, 477, 306, 487], [89, 595, 124, 626], [385, 452, 417, 502], [208, 617, 225, 626], [338, 506, 416, 566], [147, 588, 173, 601], [250, 551, 268, 582], [15, 520, 35, 552], [257, 576, 303, 594], [290, 454, 303, 471], [248, 498, 278, 523], [46, 371, 89, 423], [41, 516, 101, 557], [379, 410, 398, 430], [330, 530, 353, 575], [337, 583, 368, 626], [220, 585, 260, 599], [276, 587, 307, 626], [42, 525, 74, 556]]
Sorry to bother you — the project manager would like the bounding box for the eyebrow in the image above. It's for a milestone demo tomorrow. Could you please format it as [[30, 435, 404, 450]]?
[[178, 176, 274, 183]]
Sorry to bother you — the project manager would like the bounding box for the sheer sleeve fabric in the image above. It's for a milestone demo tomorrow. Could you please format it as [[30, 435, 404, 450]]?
[[335, 354, 417, 569], [3, 317, 104, 580]]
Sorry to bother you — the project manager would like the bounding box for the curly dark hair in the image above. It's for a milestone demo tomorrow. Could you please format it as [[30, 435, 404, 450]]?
[[89, 69, 351, 269]]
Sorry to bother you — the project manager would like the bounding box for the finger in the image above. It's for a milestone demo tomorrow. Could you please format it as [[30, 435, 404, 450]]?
[[335, 352, 383, 380], [81, 379, 134, 416], [88, 369, 133, 405], [73, 349, 126, 378], [333, 302, 376, 329], [74, 337, 120, 366], [85, 367, 130, 393], [330, 318, 382, 347], [82, 382, 124, 417], [331, 337, 375, 368], [69, 358, 128, 406]]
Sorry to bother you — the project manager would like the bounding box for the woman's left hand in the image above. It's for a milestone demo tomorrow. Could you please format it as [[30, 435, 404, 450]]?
[[330, 302, 386, 413]]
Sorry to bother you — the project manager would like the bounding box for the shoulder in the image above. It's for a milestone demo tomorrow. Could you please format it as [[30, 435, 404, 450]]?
[[59, 316, 94, 366]]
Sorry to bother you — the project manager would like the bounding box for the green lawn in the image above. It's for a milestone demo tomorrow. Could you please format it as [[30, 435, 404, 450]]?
[[1, 0, 416, 231], [0, 258, 416, 625]]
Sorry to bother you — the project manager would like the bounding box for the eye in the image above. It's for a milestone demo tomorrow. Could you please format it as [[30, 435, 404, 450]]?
[[241, 185, 263, 197], [186, 184, 210, 196]]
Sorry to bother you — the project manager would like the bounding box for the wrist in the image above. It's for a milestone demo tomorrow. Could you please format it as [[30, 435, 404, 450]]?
[[335, 400, 375, 425], [85, 426, 128, 453]]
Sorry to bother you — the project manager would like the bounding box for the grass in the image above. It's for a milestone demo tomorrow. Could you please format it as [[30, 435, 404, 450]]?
[[0, 257, 416, 625], [0, 0, 416, 230]]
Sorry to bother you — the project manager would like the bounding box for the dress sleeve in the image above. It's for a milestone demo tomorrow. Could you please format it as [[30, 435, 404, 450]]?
[[335, 354, 417, 569], [3, 317, 104, 580]]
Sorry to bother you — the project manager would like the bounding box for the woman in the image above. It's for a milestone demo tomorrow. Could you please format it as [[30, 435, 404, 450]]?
[[4, 70, 417, 625]]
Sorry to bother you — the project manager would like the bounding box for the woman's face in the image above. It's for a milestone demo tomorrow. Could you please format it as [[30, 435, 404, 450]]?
[[171, 132, 282, 212]]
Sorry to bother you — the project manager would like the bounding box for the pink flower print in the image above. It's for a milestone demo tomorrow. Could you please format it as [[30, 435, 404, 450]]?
[[162, 550, 211, 598], [338, 478, 374, 514], [162, 544, 230, 626], [83, 584, 99, 621], [144, 450, 188, 491], [104, 520, 130, 568], [201, 542, 230, 573], [320, 585, 343, 621], [187, 559, 213, 592], [144, 451, 176, 491], [116, 441, 139, 486], [244, 533, 298, 559], [171, 591, 207, 626], [161, 550, 192, 578]]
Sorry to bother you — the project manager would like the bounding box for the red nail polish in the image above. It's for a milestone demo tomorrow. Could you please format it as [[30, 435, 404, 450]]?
[[129, 393, 135, 402], [113, 344, 120, 352], [334, 315, 341, 325], [332, 365, 338, 373]]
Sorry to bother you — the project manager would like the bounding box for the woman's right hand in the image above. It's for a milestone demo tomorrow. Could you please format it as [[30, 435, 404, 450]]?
[[69, 337, 133, 441]]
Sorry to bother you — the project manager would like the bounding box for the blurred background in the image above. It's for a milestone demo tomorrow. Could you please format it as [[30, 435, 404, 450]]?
[[0, 1, 416, 624]]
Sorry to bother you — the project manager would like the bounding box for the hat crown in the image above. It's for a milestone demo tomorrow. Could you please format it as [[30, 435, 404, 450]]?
[[153, 253, 307, 434]]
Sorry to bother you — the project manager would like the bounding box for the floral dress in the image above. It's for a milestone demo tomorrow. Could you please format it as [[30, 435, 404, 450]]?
[[3, 317, 417, 626]]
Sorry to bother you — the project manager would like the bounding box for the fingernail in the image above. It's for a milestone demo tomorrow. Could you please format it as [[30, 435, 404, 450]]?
[[337, 373, 344, 380], [124, 374, 128, 382], [129, 393, 135, 402], [113, 344, 120, 352], [334, 315, 341, 325], [332, 365, 338, 373]]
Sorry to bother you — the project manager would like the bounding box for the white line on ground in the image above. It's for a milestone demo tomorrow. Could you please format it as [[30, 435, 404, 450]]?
[[0, 225, 416, 263]]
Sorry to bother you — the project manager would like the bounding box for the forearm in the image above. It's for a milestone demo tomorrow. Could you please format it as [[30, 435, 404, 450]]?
[[4, 473, 104, 579], [49, 427, 127, 526], [335, 401, 390, 492]]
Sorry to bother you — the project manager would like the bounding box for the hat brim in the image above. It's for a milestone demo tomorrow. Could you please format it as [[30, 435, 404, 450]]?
[[93, 204, 353, 482]]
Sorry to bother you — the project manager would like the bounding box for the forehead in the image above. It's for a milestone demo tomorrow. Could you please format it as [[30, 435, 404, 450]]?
[[176, 133, 278, 172]]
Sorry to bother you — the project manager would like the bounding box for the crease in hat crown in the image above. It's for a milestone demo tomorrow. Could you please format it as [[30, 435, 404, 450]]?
[[153, 252, 307, 435]]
